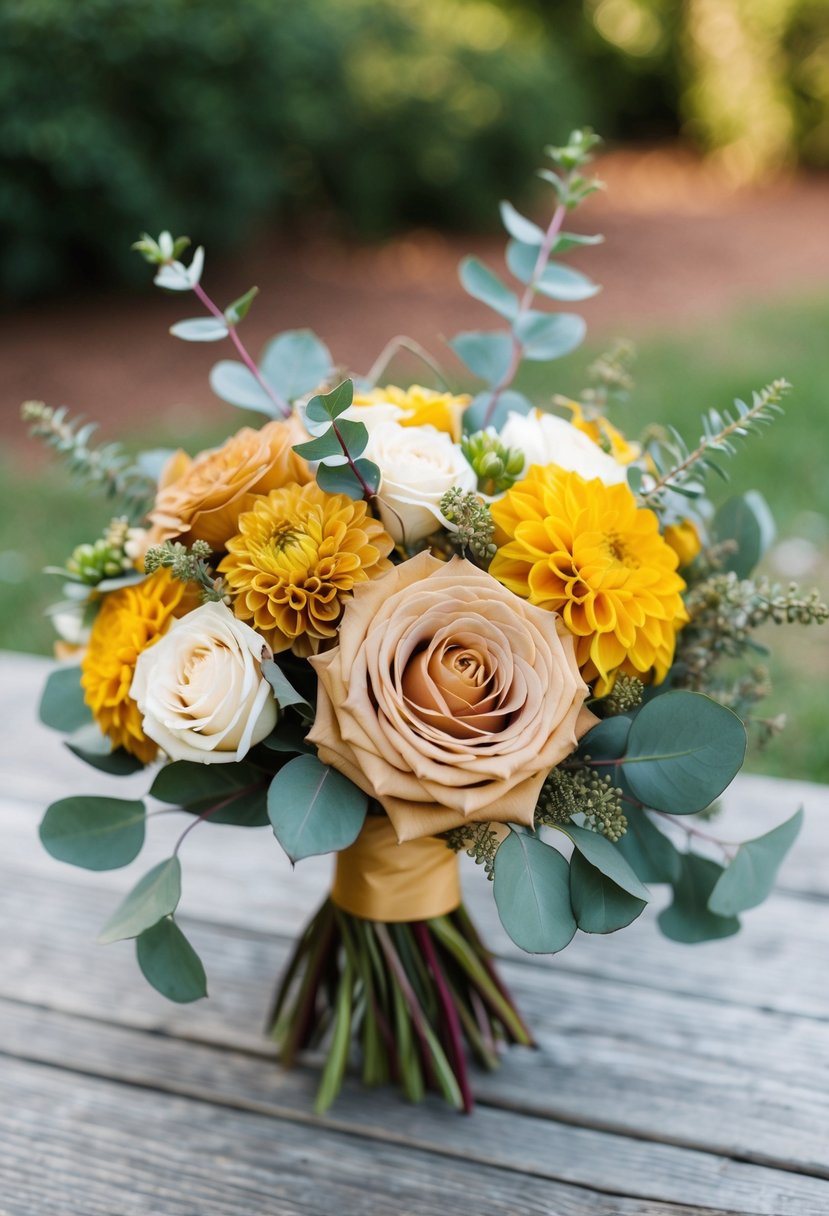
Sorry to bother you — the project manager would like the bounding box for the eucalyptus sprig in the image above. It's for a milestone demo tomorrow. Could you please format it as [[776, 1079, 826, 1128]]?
[[634, 379, 790, 506], [293, 380, 381, 502], [451, 128, 604, 433], [144, 539, 229, 603], [21, 401, 155, 521]]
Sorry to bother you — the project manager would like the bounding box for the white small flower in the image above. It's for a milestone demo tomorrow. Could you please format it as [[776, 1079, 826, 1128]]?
[[365, 421, 476, 544], [499, 409, 627, 485], [131, 602, 277, 764]]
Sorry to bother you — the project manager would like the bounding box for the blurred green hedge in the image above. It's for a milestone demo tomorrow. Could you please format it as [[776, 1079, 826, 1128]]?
[[0, 0, 601, 299]]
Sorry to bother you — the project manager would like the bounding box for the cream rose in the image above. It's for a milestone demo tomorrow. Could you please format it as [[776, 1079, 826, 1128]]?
[[308, 552, 595, 841], [365, 422, 476, 544], [500, 409, 627, 485], [130, 602, 278, 763]]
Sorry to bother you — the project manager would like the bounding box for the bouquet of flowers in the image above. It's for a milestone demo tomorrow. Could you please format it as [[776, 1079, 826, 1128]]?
[[27, 131, 827, 1115]]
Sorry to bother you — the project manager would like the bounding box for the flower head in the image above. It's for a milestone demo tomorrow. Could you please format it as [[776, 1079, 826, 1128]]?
[[219, 481, 394, 655], [351, 385, 469, 441], [565, 399, 641, 465], [499, 409, 628, 485], [80, 568, 195, 762], [490, 466, 688, 694], [146, 416, 312, 552], [308, 552, 594, 841]]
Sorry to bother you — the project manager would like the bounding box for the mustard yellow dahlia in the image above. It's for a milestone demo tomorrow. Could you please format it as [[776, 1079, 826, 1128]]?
[[81, 568, 194, 762], [490, 466, 688, 695], [219, 482, 394, 655], [565, 399, 641, 465], [351, 385, 469, 442]]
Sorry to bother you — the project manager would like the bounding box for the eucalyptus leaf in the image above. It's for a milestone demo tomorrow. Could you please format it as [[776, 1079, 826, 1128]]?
[[450, 331, 513, 386], [292, 428, 346, 463], [621, 691, 746, 815], [708, 808, 803, 916], [39, 665, 92, 733], [316, 458, 380, 499], [261, 720, 314, 755], [459, 256, 519, 320], [260, 330, 334, 402], [506, 241, 600, 300], [712, 492, 776, 579], [305, 379, 354, 423], [209, 360, 276, 416], [268, 755, 368, 862], [552, 232, 604, 253], [65, 723, 144, 776], [493, 830, 576, 954], [98, 856, 181, 943], [579, 715, 631, 761], [136, 918, 207, 1003], [170, 317, 229, 342], [463, 389, 533, 433], [513, 311, 586, 361], [224, 285, 259, 326], [558, 823, 650, 902], [615, 809, 682, 885], [658, 852, 741, 943], [40, 796, 145, 870], [570, 852, 647, 934], [150, 759, 265, 808], [261, 659, 314, 718], [499, 201, 544, 245]]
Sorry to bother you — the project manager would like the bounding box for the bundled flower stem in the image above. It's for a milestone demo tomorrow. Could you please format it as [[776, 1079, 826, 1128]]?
[[268, 900, 533, 1114]]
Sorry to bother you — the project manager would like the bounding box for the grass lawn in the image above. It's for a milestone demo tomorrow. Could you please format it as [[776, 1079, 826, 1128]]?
[[4, 290, 828, 781]]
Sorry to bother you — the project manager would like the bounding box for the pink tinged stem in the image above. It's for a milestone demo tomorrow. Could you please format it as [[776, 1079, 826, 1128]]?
[[413, 921, 475, 1114], [483, 199, 568, 429], [191, 280, 292, 419]]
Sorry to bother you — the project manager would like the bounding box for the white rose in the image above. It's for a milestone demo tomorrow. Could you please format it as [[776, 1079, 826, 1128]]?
[[130, 602, 278, 764], [500, 409, 627, 485], [365, 421, 477, 544]]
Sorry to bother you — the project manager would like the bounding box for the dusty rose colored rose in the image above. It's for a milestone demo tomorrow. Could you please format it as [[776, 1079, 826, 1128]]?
[[308, 551, 595, 841], [146, 414, 312, 552]]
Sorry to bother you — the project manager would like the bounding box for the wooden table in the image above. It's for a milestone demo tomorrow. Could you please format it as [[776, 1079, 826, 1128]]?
[[2, 649, 828, 1215]]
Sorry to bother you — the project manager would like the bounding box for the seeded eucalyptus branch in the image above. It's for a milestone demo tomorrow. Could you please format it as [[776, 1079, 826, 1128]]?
[[144, 539, 229, 603]]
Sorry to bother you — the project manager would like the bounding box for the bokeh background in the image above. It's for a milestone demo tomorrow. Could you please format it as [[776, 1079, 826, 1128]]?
[[1, 0, 827, 777]]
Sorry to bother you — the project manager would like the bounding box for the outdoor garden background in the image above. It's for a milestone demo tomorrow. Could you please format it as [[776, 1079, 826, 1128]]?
[[1, 0, 827, 782]]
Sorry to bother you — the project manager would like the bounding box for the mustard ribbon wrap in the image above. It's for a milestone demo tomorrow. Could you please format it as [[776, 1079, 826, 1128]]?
[[331, 814, 461, 922]]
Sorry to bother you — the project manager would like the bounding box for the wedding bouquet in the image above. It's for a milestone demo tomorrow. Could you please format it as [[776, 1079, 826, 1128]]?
[[27, 131, 826, 1114]]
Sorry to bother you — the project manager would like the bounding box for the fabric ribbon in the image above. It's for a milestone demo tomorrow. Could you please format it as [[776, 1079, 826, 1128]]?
[[331, 814, 461, 922]]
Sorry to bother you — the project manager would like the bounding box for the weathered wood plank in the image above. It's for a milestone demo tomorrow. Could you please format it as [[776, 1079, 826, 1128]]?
[[2, 865, 828, 1179], [2, 1055, 734, 1216], [1, 998, 826, 1216]]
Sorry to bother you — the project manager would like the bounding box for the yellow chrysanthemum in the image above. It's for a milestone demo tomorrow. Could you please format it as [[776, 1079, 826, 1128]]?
[[219, 482, 394, 656], [80, 568, 194, 762], [664, 519, 703, 568], [490, 466, 688, 695], [351, 385, 470, 442], [565, 399, 641, 465]]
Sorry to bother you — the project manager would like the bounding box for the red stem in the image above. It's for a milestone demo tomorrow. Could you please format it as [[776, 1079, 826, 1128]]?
[[413, 921, 474, 1114], [172, 780, 267, 856], [191, 280, 292, 419], [331, 420, 376, 502]]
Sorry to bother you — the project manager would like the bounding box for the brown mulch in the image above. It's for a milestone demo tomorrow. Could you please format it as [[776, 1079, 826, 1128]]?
[[4, 148, 829, 452]]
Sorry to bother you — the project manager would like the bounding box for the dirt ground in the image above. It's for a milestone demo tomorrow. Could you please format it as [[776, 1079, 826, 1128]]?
[[4, 148, 829, 452]]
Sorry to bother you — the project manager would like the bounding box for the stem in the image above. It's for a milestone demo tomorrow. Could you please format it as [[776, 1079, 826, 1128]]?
[[414, 922, 474, 1113], [364, 335, 450, 391], [482, 198, 568, 428], [331, 421, 376, 502], [650, 809, 738, 861], [172, 781, 267, 856], [191, 280, 292, 419]]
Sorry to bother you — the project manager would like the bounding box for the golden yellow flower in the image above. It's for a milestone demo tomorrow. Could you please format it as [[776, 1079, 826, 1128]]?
[[219, 482, 394, 656], [80, 569, 195, 762], [490, 466, 688, 695], [664, 519, 702, 568], [351, 385, 469, 442], [146, 415, 313, 552], [565, 399, 641, 465]]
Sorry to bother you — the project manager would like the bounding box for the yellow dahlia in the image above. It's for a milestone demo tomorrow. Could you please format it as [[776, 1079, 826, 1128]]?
[[219, 482, 394, 655], [351, 385, 469, 442], [490, 466, 688, 695], [664, 519, 702, 568], [80, 568, 195, 762], [565, 399, 641, 465]]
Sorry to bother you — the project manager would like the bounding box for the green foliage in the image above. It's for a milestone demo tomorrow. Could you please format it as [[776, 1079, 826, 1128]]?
[[150, 760, 269, 826], [557, 823, 650, 902], [39, 664, 91, 733], [0, 0, 597, 299], [536, 763, 627, 842], [39, 796, 146, 870], [658, 853, 741, 944], [98, 856, 181, 943], [708, 809, 803, 916], [299, 379, 381, 501], [442, 822, 500, 880], [461, 430, 524, 496], [261, 659, 313, 720], [493, 829, 576, 954], [438, 488, 497, 564], [267, 754, 368, 862], [136, 917, 207, 1003], [711, 492, 776, 580], [65, 723, 144, 776], [569, 851, 647, 934], [615, 808, 681, 885]]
